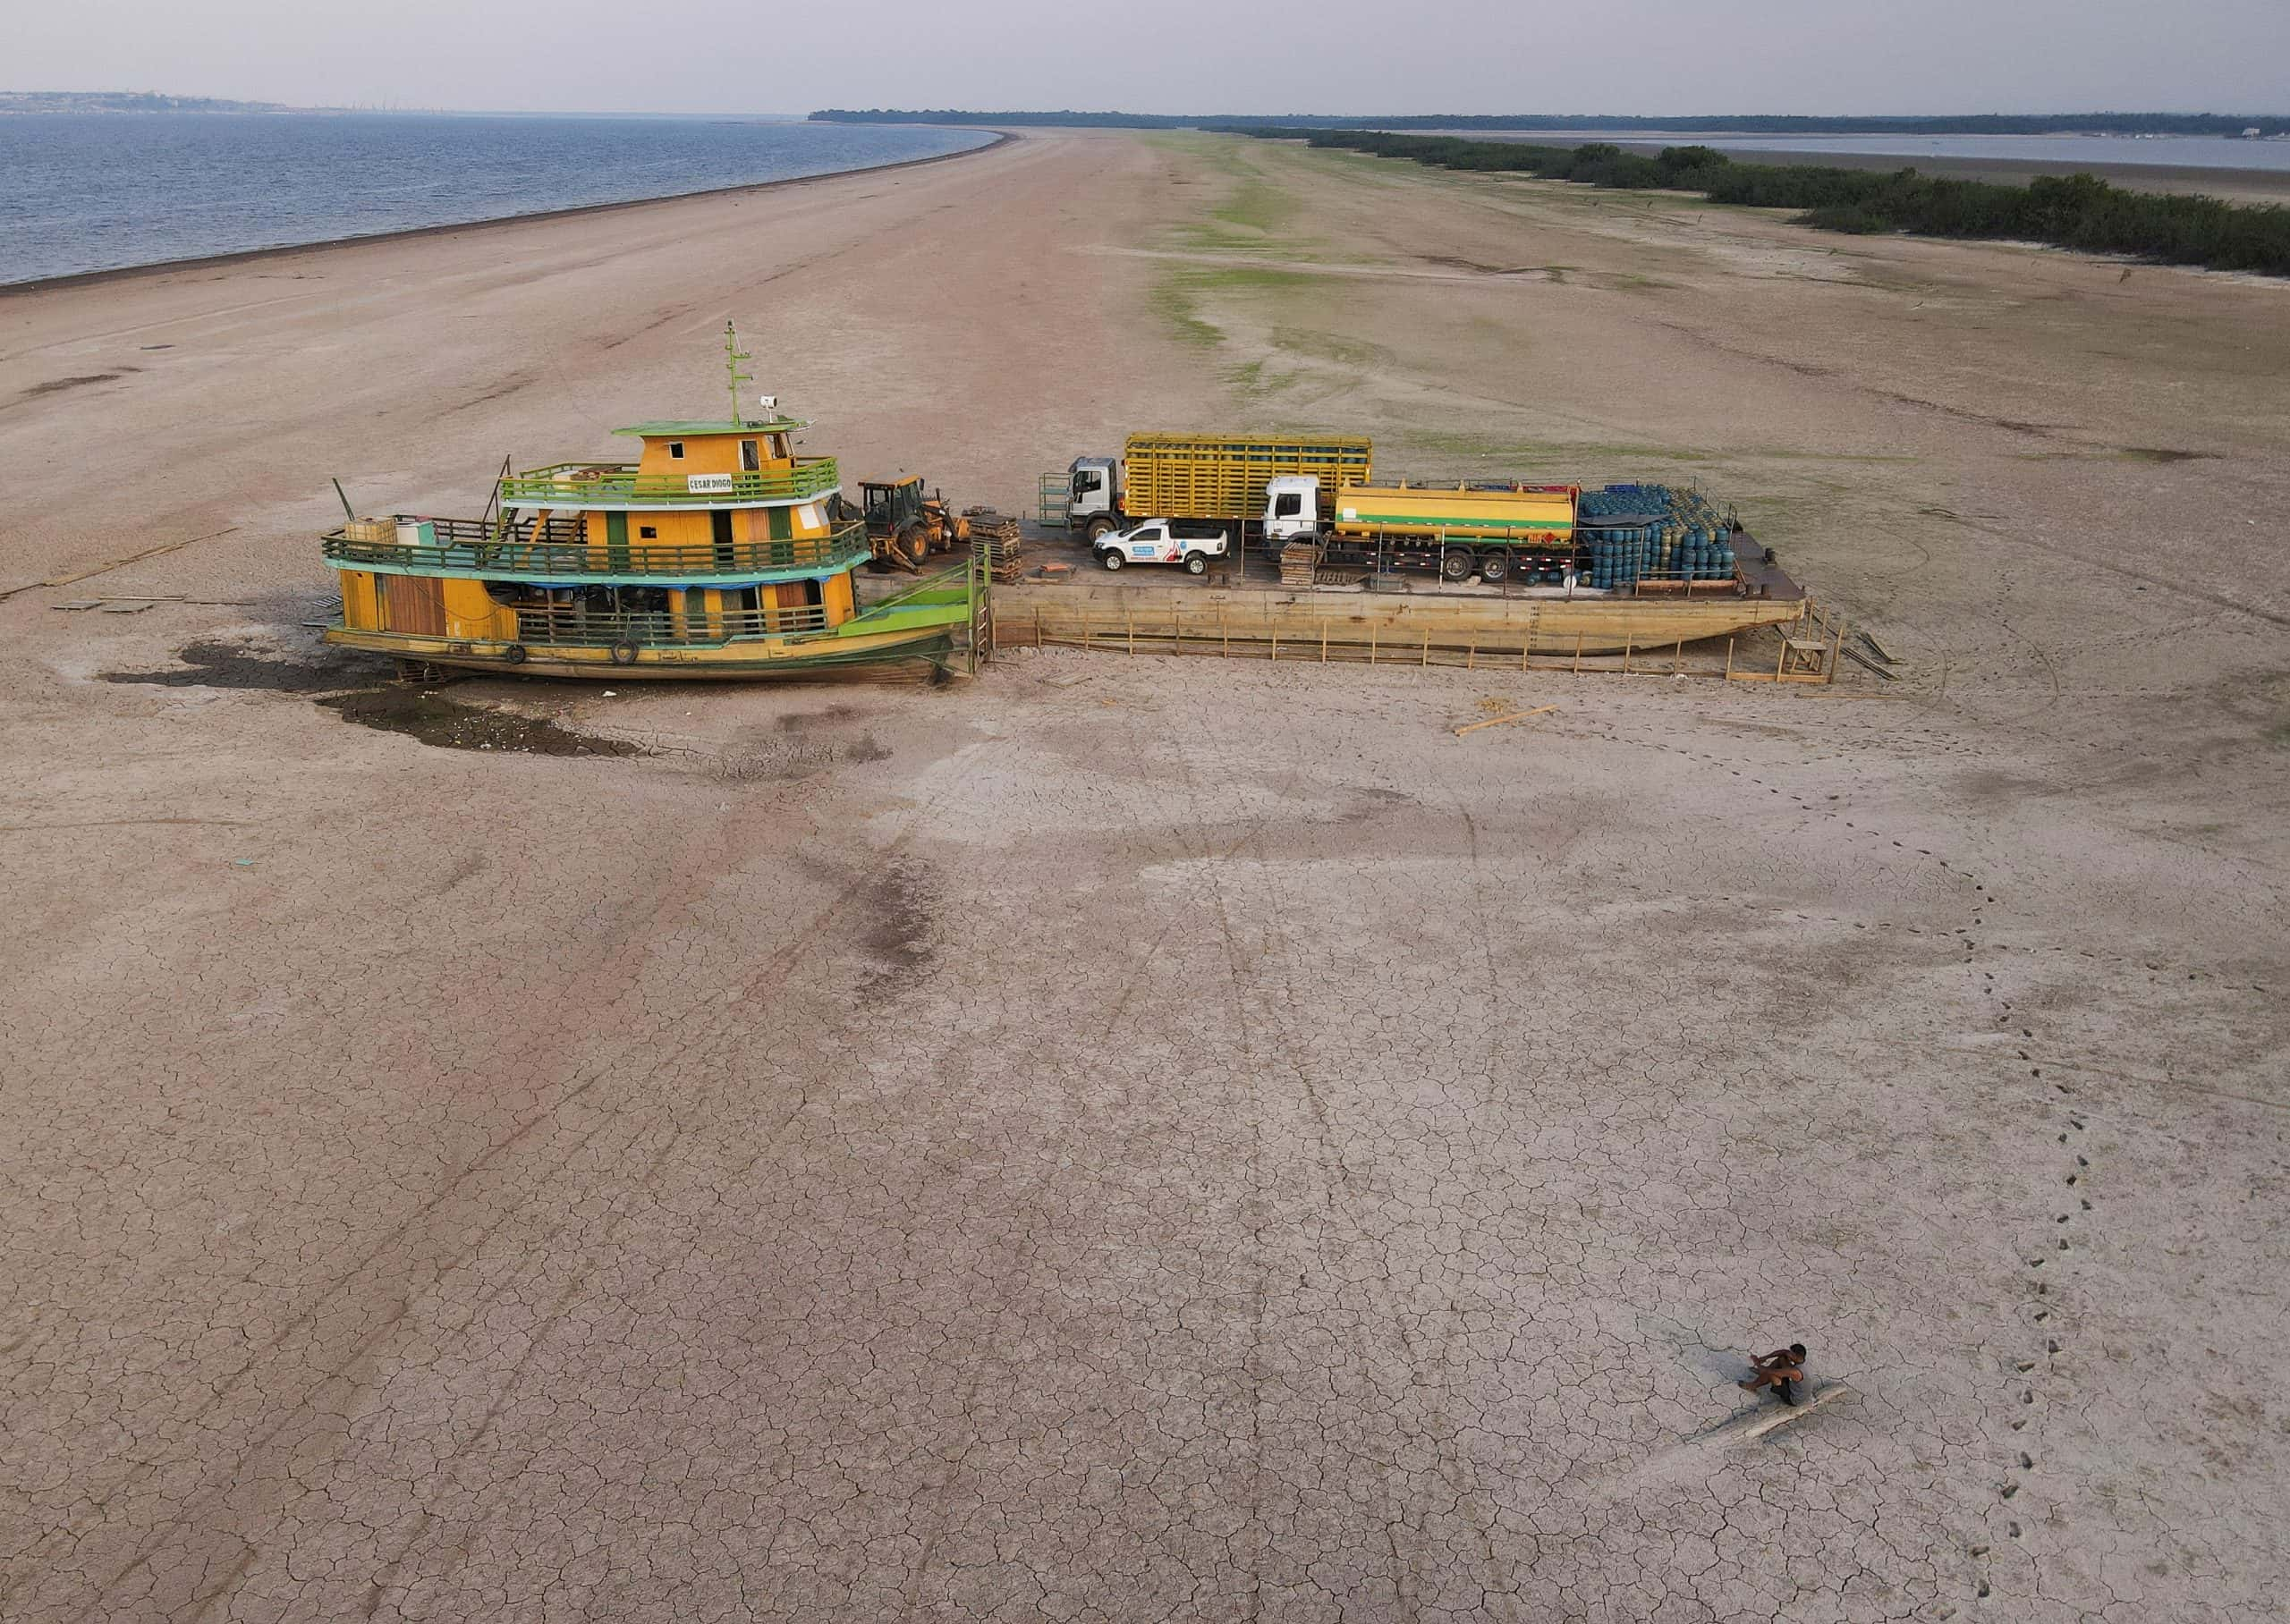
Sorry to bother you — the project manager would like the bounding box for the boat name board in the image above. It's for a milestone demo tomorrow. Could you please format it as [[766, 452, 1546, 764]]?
[[686, 473, 737, 495]]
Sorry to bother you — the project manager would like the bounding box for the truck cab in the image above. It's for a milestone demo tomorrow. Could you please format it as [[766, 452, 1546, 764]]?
[[1261, 475, 1325, 543], [1095, 518, 1229, 574], [1067, 457, 1121, 539]]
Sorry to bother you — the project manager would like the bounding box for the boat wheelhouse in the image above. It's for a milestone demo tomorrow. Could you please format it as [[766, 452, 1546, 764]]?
[[322, 326, 978, 678]]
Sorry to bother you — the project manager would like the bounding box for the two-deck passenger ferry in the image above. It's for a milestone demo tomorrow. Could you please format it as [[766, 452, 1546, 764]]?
[[322, 327, 976, 680]]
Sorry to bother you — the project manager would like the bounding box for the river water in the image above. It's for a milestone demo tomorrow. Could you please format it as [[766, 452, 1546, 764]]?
[[0, 114, 996, 285]]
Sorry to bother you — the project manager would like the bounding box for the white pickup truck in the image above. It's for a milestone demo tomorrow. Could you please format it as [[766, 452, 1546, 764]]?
[[1093, 517, 1231, 575]]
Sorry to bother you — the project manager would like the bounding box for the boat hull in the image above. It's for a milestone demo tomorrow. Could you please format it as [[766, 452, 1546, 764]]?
[[995, 583, 1804, 656], [323, 621, 956, 680]]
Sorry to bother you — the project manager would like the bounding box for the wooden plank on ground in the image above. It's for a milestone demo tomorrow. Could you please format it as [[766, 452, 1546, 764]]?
[[1454, 705, 1557, 736]]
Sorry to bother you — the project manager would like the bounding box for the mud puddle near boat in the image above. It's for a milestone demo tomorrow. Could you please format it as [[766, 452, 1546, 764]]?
[[100, 639, 901, 771], [102, 639, 374, 694], [319, 688, 648, 757], [102, 639, 649, 758]]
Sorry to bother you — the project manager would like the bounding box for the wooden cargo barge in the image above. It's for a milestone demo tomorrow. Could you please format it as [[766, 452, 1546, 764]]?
[[995, 579, 1809, 662]]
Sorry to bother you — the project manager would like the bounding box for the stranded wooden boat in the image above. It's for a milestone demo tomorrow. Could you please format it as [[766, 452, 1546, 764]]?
[[321, 327, 978, 680]]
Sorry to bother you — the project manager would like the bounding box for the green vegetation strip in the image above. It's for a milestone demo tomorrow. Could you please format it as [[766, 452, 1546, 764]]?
[[1230, 130, 2290, 278]]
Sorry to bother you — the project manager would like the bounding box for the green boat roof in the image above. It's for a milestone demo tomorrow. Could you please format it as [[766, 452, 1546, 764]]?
[[614, 419, 809, 437]]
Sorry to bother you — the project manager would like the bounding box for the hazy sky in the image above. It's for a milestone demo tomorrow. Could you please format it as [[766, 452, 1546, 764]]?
[[15, 0, 2289, 115]]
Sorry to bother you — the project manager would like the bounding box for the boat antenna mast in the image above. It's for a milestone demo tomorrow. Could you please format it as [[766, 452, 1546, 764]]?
[[723, 319, 755, 427]]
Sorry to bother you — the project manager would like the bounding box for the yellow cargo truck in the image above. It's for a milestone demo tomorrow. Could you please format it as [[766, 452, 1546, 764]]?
[[1041, 434, 1372, 543]]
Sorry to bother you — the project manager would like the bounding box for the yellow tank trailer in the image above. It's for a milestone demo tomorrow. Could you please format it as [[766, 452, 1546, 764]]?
[[1329, 482, 1578, 544], [1310, 480, 1579, 584]]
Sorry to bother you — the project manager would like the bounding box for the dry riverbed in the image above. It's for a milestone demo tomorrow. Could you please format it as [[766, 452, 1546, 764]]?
[[3, 130, 2286, 1624]]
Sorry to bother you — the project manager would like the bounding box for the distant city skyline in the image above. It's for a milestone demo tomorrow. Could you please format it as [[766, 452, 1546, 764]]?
[[14, 0, 2290, 118]]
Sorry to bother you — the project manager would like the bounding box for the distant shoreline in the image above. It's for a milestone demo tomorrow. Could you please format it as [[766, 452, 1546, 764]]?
[[0, 128, 1012, 296], [812, 109, 2290, 138]]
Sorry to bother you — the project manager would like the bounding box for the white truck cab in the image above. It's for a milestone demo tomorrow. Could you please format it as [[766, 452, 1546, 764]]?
[[1059, 461, 1329, 550], [1067, 457, 1121, 538], [1260, 475, 1326, 543], [1095, 518, 1230, 574]]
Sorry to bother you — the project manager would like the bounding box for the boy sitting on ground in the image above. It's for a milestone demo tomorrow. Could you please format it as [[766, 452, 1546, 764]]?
[[1739, 1343, 1809, 1405]]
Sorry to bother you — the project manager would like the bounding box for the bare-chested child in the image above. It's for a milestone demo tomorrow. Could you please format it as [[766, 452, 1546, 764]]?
[[1739, 1343, 1808, 1404]]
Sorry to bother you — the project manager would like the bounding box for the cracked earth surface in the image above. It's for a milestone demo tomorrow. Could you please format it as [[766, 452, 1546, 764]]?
[[4, 131, 2287, 1621], [5, 650, 2283, 1623]]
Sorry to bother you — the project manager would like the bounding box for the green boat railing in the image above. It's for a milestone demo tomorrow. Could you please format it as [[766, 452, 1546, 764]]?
[[509, 603, 835, 648], [497, 457, 841, 507], [502, 576, 976, 648], [870, 558, 977, 608], [322, 516, 873, 581]]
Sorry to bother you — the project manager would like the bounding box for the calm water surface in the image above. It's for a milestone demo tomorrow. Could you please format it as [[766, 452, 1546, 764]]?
[[0, 114, 996, 285]]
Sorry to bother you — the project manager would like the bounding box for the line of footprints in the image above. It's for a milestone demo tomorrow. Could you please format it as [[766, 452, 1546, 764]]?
[[1958, 934, 2088, 1611], [1583, 724, 2083, 1619]]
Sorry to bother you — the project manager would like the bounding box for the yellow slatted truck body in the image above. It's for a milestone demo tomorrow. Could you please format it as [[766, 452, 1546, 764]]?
[[1122, 436, 1374, 527]]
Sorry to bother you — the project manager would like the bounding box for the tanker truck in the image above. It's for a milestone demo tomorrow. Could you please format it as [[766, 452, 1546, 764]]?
[[1302, 478, 1579, 583], [1302, 478, 1744, 588]]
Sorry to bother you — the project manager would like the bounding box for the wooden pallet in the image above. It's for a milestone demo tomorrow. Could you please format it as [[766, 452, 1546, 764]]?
[[1279, 540, 1323, 588], [968, 512, 1026, 582]]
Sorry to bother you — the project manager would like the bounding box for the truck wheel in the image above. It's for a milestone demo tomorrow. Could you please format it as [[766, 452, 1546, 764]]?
[[1184, 552, 1208, 576], [1100, 549, 1124, 571], [900, 524, 931, 567], [1439, 549, 1474, 583], [1086, 516, 1116, 543], [1479, 550, 1509, 583]]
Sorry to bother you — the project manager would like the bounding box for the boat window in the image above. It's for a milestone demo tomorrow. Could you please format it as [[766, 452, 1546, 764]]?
[[639, 525, 658, 539], [741, 439, 760, 471], [667, 441, 685, 460], [768, 434, 792, 460]]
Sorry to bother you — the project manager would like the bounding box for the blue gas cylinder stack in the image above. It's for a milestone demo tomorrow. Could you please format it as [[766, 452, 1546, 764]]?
[[1577, 484, 1737, 585]]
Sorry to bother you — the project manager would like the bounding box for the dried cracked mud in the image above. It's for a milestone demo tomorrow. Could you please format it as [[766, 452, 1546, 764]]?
[[103, 640, 649, 757], [4, 129, 2286, 1623]]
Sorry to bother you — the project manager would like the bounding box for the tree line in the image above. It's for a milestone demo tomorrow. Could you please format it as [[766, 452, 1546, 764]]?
[[1229, 130, 2290, 277]]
